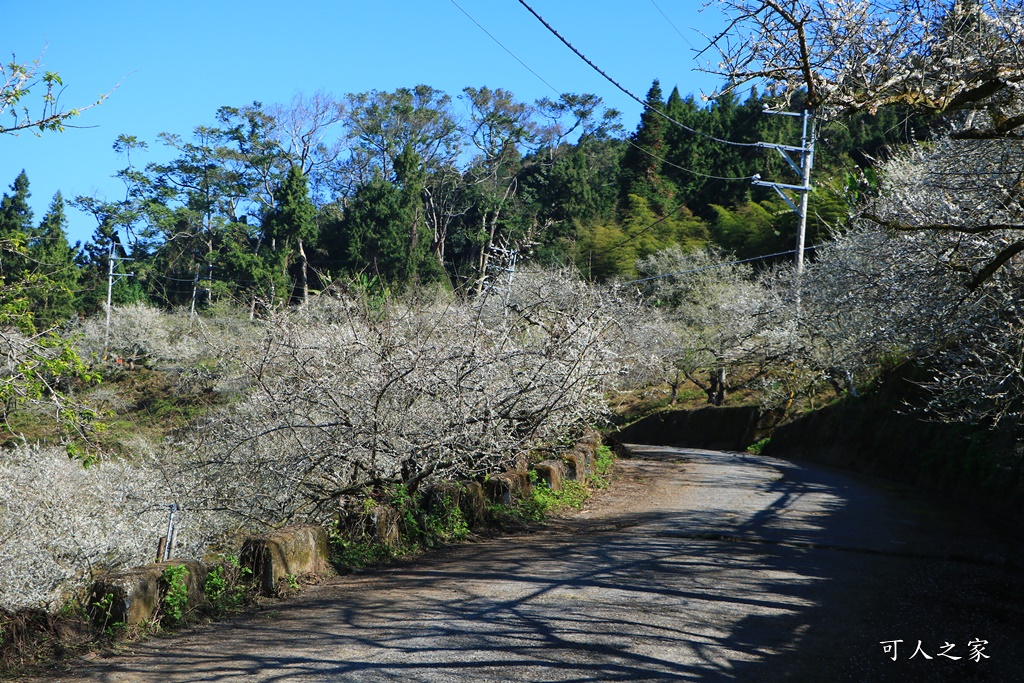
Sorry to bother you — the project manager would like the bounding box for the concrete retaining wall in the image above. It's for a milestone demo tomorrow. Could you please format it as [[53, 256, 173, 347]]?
[[614, 406, 761, 451], [614, 400, 1022, 530], [765, 401, 1024, 526]]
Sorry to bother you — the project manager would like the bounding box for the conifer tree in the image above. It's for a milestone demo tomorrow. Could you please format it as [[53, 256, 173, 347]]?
[[0, 180, 99, 458], [29, 192, 80, 327], [0, 170, 34, 285], [663, 88, 713, 208], [394, 144, 445, 285], [263, 165, 317, 304], [335, 176, 409, 285], [618, 81, 674, 214]]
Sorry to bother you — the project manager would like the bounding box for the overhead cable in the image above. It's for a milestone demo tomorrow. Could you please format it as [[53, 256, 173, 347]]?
[[450, 0, 752, 182], [618, 245, 820, 286], [448, 0, 562, 95], [515, 0, 761, 149], [623, 137, 753, 181], [648, 0, 697, 50]]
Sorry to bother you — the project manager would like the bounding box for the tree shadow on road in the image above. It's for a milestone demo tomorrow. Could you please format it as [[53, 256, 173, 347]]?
[[74, 446, 1023, 682]]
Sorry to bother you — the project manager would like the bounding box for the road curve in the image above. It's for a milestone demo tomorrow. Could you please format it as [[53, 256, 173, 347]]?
[[50, 446, 1024, 682]]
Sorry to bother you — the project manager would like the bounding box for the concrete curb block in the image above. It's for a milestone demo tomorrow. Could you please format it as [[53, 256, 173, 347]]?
[[534, 460, 568, 491], [240, 524, 331, 596], [459, 481, 487, 528], [424, 481, 487, 530], [484, 471, 532, 505], [90, 559, 207, 627], [563, 448, 595, 481]]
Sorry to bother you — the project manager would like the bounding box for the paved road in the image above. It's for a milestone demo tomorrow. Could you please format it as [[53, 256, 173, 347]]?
[[52, 446, 1024, 682]]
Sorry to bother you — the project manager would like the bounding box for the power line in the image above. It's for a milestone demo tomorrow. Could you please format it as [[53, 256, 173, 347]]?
[[450, 0, 755, 183], [157, 274, 200, 283], [448, 0, 562, 96], [590, 111, 771, 263], [515, 0, 761, 149], [618, 246, 820, 287], [622, 137, 752, 182], [648, 0, 697, 50]]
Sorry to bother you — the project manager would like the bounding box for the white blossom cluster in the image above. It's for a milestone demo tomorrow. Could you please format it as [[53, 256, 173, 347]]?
[[707, 0, 1024, 134], [909, 244, 1024, 425], [74, 303, 258, 370], [0, 445, 228, 612], [170, 269, 646, 525], [635, 247, 767, 403], [782, 227, 966, 364], [632, 228, 983, 410], [850, 130, 1024, 424], [2, 269, 664, 613]]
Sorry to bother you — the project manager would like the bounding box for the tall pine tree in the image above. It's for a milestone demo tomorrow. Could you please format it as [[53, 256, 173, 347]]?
[[618, 81, 674, 215], [263, 165, 317, 304], [29, 192, 80, 327], [0, 170, 34, 286]]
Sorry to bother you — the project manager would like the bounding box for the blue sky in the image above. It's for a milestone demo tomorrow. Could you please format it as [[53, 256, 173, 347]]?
[[2, 0, 728, 245]]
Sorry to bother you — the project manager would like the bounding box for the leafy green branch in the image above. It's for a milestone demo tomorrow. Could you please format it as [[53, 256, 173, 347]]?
[[1, 50, 113, 136], [1, 239, 103, 461]]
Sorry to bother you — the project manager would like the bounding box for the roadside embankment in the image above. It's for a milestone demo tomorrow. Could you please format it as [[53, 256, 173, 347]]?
[[613, 401, 1023, 531]]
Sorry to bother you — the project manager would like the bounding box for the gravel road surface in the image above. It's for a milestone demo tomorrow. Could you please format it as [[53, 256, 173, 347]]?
[[47, 445, 1024, 682]]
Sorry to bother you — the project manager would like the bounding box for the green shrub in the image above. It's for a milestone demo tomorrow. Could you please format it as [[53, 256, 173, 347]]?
[[530, 476, 590, 515], [330, 537, 396, 569], [595, 445, 615, 476], [203, 555, 253, 615], [422, 493, 470, 544], [746, 437, 771, 455], [160, 565, 190, 625]]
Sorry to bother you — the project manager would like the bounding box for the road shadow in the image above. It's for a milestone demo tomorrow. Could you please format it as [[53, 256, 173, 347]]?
[[68, 446, 1024, 682]]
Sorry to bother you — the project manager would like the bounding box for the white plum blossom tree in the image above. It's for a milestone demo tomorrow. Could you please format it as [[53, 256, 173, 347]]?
[[703, 0, 1024, 137], [636, 247, 768, 405]]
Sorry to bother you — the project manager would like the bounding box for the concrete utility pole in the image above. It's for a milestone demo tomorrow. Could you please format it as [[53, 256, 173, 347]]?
[[190, 265, 200, 318], [752, 107, 817, 274], [485, 245, 519, 314], [104, 247, 134, 357]]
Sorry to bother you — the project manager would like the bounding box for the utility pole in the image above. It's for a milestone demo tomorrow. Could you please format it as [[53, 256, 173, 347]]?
[[752, 107, 817, 274], [104, 247, 134, 357], [485, 245, 519, 314], [190, 264, 216, 318], [189, 264, 200, 318]]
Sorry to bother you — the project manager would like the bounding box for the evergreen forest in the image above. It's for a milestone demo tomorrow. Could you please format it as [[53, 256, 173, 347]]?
[[1, 82, 924, 317]]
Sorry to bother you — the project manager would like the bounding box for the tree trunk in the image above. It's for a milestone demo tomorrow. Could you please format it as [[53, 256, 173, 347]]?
[[475, 214, 491, 297], [408, 208, 420, 284], [669, 370, 683, 403], [710, 367, 727, 406]]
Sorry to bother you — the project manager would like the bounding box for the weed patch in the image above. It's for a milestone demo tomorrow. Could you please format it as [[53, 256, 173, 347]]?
[[203, 555, 255, 616], [746, 437, 771, 455], [422, 493, 471, 544], [329, 537, 403, 570], [595, 445, 615, 476], [159, 564, 190, 626], [529, 474, 590, 515]]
